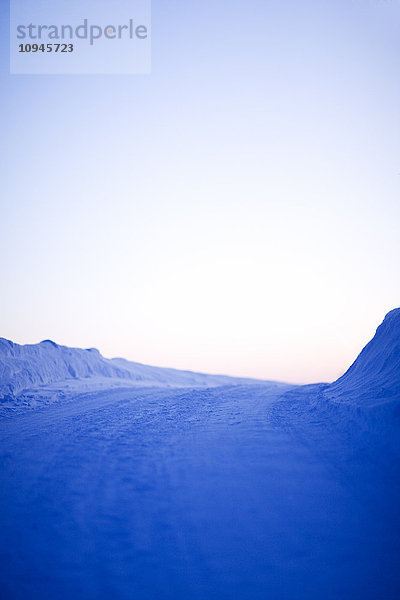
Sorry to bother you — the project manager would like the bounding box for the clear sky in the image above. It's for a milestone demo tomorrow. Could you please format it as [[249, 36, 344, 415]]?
[[1, 0, 399, 384]]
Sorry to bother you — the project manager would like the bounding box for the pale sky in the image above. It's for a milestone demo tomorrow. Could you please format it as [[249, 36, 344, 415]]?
[[1, 0, 399, 384]]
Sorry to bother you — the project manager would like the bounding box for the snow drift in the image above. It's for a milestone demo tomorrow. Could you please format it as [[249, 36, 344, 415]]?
[[0, 337, 280, 405], [328, 307, 400, 401]]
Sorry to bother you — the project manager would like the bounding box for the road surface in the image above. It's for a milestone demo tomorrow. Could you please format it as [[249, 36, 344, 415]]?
[[0, 385, 399, 599]]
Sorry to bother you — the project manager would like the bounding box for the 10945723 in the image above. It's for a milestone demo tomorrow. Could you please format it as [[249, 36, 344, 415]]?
[[18, 43, 74, 53]]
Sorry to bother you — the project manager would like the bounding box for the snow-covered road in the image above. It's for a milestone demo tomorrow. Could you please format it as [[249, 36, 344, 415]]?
[[1, 384, 399, 599]]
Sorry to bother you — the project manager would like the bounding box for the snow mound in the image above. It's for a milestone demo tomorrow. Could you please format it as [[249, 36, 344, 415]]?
[[0, 338, 280, 405], [328, 308, 400, 401]]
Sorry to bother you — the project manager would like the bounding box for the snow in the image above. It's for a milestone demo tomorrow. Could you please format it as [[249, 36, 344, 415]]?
[[0, 338, 283, 408], [0, 309, 399, 599], [327, 307, 400, 402]]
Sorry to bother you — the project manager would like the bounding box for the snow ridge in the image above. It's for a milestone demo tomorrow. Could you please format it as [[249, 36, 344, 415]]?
[[0, 338, 276, 404], [329, 307, 400, 400]]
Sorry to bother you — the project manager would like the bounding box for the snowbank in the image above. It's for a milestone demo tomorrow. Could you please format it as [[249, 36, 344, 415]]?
[[0, 337, 281, 406], [327, 307, 400, 402]]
